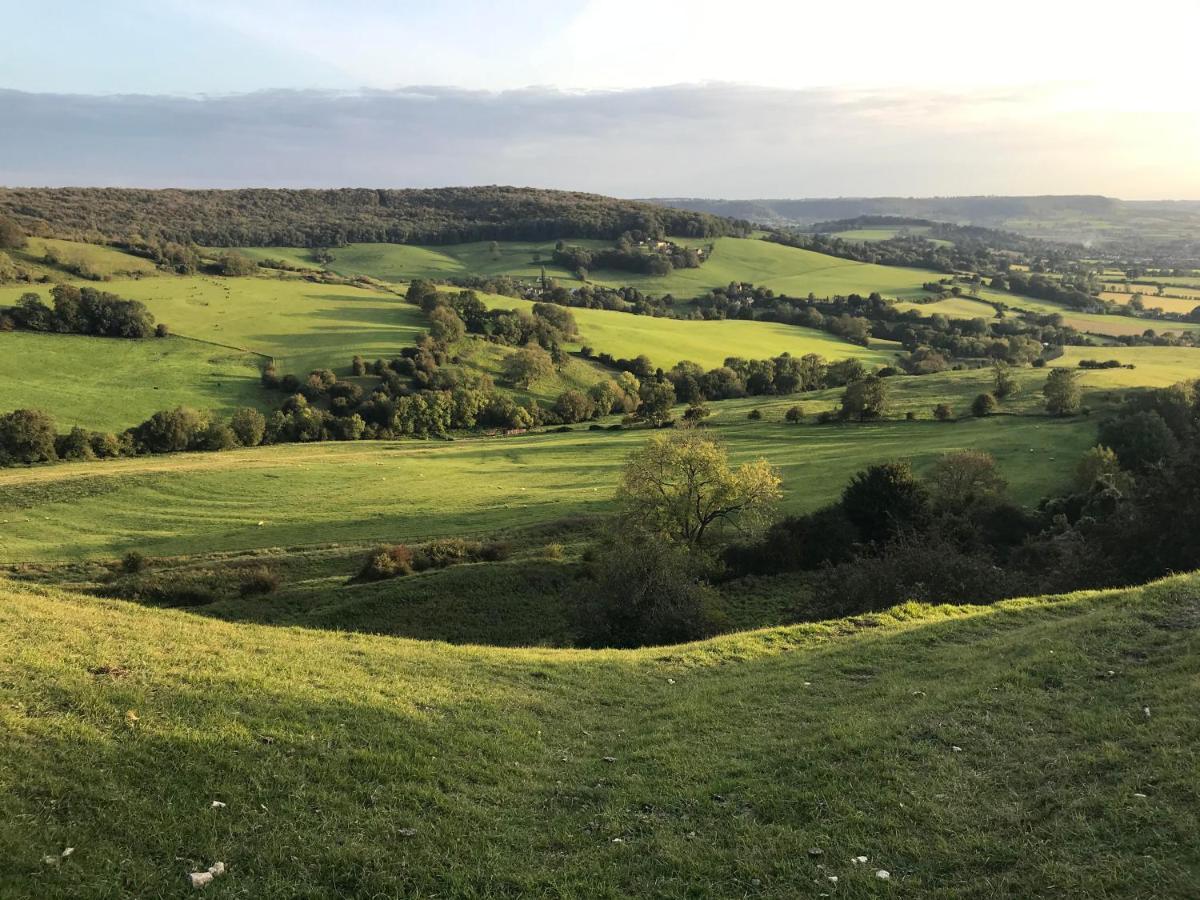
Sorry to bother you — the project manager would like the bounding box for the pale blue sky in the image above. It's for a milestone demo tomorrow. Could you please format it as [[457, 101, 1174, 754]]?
[[1, 1, 584, 94]]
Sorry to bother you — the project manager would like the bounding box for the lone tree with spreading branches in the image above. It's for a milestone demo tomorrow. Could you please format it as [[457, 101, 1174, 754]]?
[[616, 427, 781, 550]]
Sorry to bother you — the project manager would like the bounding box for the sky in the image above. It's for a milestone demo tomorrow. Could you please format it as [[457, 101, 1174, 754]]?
[[1, 0, 1198, 198]]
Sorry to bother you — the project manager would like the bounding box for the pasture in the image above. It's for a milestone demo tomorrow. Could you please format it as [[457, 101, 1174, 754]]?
[[893, 295, 998, 319], [2, 573, 1198, 898], [246, 236, 950, 301], [832, 226, 952, 247], [0, 413, 1093, 564], [18, 237, 158, 279], [2, 275, 427, 376], [0, 332, 267, 432], [475, 291, 899, 370]]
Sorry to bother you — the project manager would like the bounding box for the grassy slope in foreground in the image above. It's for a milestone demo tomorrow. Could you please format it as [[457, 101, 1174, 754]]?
[[1, 575, 1197, 897], [249, 237, 947, 301], [0, 416, 1092, 564], [0, 332, 269, 433]]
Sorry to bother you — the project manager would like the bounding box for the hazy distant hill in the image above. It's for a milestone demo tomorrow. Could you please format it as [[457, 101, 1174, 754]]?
[[647, 195, 1200, 250]]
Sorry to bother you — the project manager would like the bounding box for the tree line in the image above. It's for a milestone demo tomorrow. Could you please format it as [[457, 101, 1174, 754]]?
[[0, 187, 749, 248]]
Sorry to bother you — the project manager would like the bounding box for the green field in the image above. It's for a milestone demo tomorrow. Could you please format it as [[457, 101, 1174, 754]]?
[[1054, 345, 1200, 388], [894, 296, 998, 319], [0, 412, 1093, 564], [18, 237, 159, 279], [3, 573, 1198, 898], [248, 237, 949, 301], [474, 291, 898, 370], [0, 332, 268, 432], [2, 275, 427, 376], [831, 226, 952, 247]]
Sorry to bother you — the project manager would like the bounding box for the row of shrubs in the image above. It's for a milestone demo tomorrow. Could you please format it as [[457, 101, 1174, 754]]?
[[355, 538, 515, 581], [106, 551, 281, 607]]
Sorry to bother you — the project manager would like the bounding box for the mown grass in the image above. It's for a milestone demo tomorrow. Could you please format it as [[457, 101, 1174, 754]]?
[[0, 409, 1094, 564], [2, 574, 1198, 897], [0, 332, 269, 432]]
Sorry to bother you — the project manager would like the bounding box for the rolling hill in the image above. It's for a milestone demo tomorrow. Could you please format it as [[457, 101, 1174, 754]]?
[[1, 573, 1197, 898], [250, 236, 948, 302]]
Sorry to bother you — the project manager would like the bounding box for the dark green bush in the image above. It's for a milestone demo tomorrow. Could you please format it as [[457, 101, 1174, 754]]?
[[358, 545, 415, 581], [239, 566, 281, 597]]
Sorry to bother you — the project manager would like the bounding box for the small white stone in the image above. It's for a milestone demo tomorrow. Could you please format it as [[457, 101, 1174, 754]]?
[[61, 847, 75, 858], [210, 800, 226, 809], [876, 869, 891, 880], [951, 746, 963, 752], [827, 875, 838, 883], [853, 855, 868, 863], [1143, 706, 1151, 718], [189, 871, 214, 889]]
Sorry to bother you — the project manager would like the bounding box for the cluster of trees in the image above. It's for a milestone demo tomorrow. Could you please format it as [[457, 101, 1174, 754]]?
[[551, 234, 705, 278], [997, 271, 1098, 312], [1, 285, 162, 338], [721, 378, 1200, 618], [0, 186, 748, 248], [407, 280, 578, 352], [117, 238, 202, 274], [663, 354, 871, 404], [0, 214, 26, 251], [0, 406, 267, 466], [768, 219, 1086, 279], [0, 215, 39, 284]]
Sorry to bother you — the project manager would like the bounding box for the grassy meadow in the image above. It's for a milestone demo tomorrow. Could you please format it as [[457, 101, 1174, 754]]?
[[893, 296, 998, 319], [1, 275, 426, 376], [0, 332, 268, 432], [474, 291, 899, 369], [831, 226, 952, 247], [0, 411, 1094, 565], [16, 237, 159, 279], [2, 574, 1198, 898], [251, 236, 949, 301]]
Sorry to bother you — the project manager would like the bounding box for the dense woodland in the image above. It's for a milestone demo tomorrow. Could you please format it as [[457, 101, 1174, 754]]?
[[0, 186, 750, 247]]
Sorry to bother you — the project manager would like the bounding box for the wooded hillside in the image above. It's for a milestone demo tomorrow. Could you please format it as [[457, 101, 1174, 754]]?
[[0, 186, 750, 247]]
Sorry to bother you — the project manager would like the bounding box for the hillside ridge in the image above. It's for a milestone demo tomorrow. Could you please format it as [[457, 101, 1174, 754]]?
[[2, 574, 1199, 896]]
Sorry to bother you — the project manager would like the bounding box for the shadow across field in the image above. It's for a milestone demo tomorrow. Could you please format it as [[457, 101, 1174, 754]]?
[[3, 575, 1198, 897]]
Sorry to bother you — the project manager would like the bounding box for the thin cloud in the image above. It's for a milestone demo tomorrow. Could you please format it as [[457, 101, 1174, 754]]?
[[0, 85, 1196, 198]]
